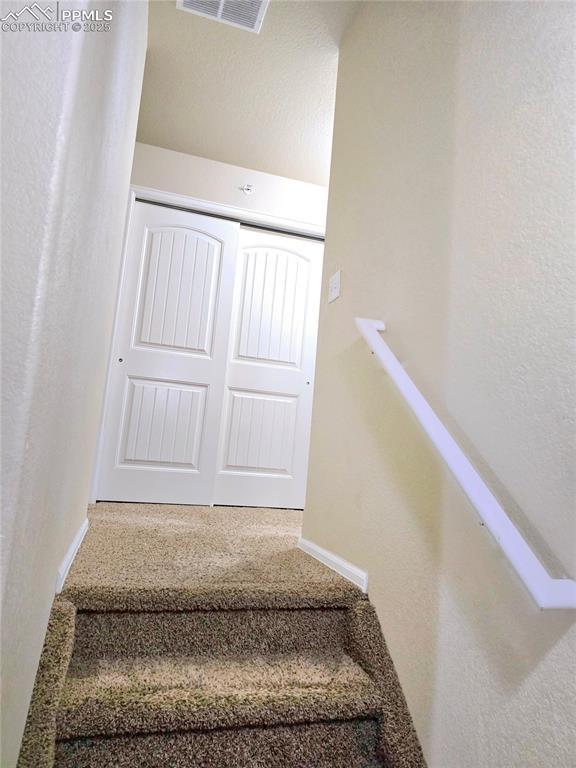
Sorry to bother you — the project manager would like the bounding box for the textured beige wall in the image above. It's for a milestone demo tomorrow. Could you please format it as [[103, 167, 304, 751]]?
[[136, 0, 360, 185], [1, 3, 148, 764], [303, 3, 576, 766]]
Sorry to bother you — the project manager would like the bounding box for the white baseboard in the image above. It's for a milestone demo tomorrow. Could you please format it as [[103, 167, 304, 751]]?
[[55, 518, 89, 594], [298, 537, 368, 593]]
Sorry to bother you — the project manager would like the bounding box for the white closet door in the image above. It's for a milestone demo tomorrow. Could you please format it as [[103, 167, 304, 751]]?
[[97, 202, 239, 504], [214, 228, 323, 509]]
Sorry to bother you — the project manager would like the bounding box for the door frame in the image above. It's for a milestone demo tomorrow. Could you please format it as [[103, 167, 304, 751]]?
[[90, 185, 326, 503]]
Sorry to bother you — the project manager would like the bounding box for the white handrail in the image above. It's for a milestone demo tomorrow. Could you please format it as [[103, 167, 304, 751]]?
[[356, 318, 576, 610]]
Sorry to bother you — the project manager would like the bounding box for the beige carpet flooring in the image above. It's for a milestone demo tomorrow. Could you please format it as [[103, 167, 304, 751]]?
[[63, 503, 359, 610], [18, 502, 426, 768]]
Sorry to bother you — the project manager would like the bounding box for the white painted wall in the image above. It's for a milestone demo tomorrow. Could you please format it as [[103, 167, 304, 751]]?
[[131, 142, 328, 233], [1, 2, 148, 764], [303, 2, 576, 767]]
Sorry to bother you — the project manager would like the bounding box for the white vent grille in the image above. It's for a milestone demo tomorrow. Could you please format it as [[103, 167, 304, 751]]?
[[176, 0, 269, 33]]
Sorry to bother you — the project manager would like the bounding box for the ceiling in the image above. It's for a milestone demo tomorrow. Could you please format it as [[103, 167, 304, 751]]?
[[136, 0, 361, 186]]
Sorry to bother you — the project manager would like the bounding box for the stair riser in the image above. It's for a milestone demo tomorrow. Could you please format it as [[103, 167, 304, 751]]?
[[56, 719, 382, 768], [73, 608, 349, 658]]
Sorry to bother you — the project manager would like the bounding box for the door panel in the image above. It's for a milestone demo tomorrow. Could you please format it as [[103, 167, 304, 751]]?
[[214, 229, 323, 509], [222, 389, 298, 474], [121, 378, 207, 468], [136, 229, 220, 355], [236, 248, 309, 366], [97, 202, 239, 504]]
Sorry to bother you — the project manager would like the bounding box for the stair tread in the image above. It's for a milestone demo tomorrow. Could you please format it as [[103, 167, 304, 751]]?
[[57, 650, 381, 740], [63, 580, 362, 612]]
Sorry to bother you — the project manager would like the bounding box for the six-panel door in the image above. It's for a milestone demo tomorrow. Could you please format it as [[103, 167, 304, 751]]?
[[96, 202, 239, 504]]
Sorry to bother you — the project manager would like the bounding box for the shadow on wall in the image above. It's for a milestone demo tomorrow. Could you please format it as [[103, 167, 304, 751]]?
[[439, 481, 574, 690], [343, 336, 574, 748], [340, 339, 445, 750]]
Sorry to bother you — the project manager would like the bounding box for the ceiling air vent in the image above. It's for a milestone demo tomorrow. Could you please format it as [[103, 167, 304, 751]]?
[[176, 0, 269, 33]]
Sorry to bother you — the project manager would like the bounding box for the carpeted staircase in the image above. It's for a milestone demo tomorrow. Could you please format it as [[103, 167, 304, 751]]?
[[18, 504, 425, 768]]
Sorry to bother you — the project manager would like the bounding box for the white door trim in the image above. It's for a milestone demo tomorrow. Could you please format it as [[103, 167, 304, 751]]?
[[132, 185, 326, 240], [90, 185, 325, 503]]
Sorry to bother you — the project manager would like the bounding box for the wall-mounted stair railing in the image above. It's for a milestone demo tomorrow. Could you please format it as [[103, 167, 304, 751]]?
[[356, 317, 576, 610]]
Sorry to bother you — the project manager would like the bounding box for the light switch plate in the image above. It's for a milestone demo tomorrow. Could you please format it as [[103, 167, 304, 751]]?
[[328, 270, 341, 303]]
